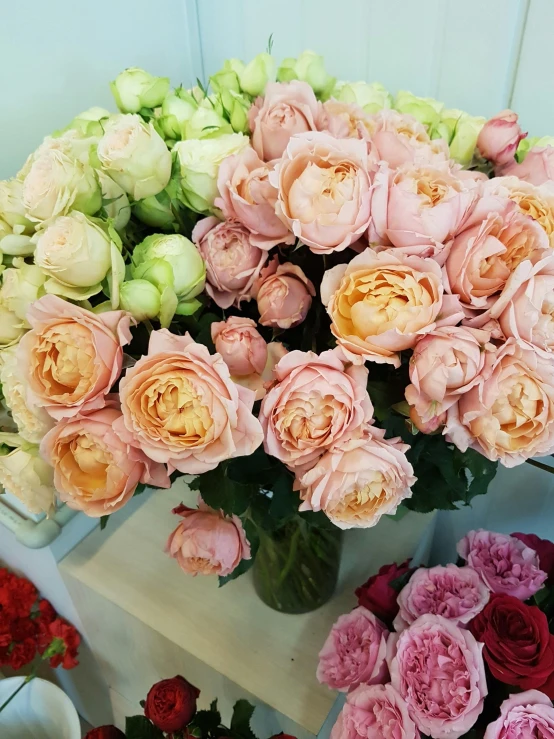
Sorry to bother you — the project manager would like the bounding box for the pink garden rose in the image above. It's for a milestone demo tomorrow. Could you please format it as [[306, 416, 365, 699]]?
[[166, 501, 251, 577], [445, 339, 554, 466], [114, 329, 263, 475], [394, 564, 490, 631], [321, 248, 463, 367], [41, 403, 169, 517], [317, 100, 374, 144], [501, 146, 554, 185], [259, 349, 373, 470], [215, 147, 295, 248], [18, 295, 132, 420], [489, 253, 554, 358], [331, 683, 420, 739], [296, 427, 415, 529], [477, 109, 526, 166], [388, 614, 487, 739], [484, 691, 554, 739], [457, 529, 547, 600], [249, 81, 320, 161], [405, 326, 493, 425], [271, 132, 371, 254], [485, 176, 554, 246], [254, 257, 315, 329], [211, 316, 267, 377], [317, 606, 389, 691], [193, 217, 268, 309]]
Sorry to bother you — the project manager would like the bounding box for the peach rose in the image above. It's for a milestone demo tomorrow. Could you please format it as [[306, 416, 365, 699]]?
[[445, 205, 550, 311], [248, 81, 320, 161], [229, 341, 288, 402], [370, 161, 477, 251], [446, 339, 554, 466], [405, 326, 493, 424], [477, 109, 526, 166], [211, 316, 268, 376], [490, 254, 554, 358], [41, 404, 169, 517], [214, 147, 294, 249], [18, 295, 133, 420], [321, 248, 463, 367], [296, 427, 415, 529], [487, 176, 554, 246], [259, 349, 374, 470], [501, 146, 554, 185], [114, 329, 263, 474], [271, 132, 371, 254], [254, 257, 315, 329], [366, 109, 448, 169], [166, 501, 251, 577], [317, 100, 376, 152], [192, 217, 268, 309]]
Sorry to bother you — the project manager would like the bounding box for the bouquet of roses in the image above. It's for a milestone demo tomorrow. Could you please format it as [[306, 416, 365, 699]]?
[[0, 47, 553, 590], [85, 672, 295, 739], [318, 528, 554, 738]]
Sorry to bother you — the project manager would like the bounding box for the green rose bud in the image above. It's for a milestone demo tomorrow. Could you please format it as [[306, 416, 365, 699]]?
[[435, 109, 486, 166], [184, 105, 231, 139], [394, 90, 443, 129], [210, 68, 242, 95], [66, 107, 110, 137], [160, 88, 198, 140], [119, 279, 161, 321], [133, 192, 176, 230], [277, 57, 298, 83], [335, 81, 392, 114], [294, 50, 335, 97], [218, 89, 250, 134], [110, 67, 170, 114], [516, 135, 554, 162], [239, 53, 276, 96]]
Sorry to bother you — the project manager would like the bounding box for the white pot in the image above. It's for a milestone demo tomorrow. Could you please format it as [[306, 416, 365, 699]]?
[[0, 677, 81, 739]]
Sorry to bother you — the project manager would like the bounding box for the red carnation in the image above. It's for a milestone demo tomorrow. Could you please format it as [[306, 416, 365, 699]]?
[[0, 611, 12, 648], [145, 675, 200, 732], [10, 617, 37, 642], [0, 576, 38, 619], [46, 618, 80, 669], [84, 727, 126, 739], [355, 559, 413, 623], [8, 637, 36, 670]]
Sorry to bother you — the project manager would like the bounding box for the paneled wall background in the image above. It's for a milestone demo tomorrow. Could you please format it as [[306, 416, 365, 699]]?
[[2, 0, 554, 176]]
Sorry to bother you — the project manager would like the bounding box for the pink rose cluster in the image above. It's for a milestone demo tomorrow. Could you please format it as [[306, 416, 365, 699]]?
[[320, 527, 550, 739]]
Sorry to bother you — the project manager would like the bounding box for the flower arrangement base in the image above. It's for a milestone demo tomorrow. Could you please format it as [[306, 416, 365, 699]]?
[[253, 518, 342, 614]]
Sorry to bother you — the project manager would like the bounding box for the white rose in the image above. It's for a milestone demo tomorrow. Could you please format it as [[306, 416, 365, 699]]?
[[1, 258, 46, 321], [0, 301, 25, 348], [110, 67, 170, 113], [0, 347, 53, 444], [173, 133, 249, 213], [0, 440, 56, 515], [0, 179, 34, 232], [98, 114, 171, 200]]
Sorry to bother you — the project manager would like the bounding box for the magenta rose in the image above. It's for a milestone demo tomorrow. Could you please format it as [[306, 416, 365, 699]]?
[[513, 533, 554, 583], [501, 145, 554, 185], [394, 564, 490, 631], [388, 614, 488, 739], [317, 606, 389, 692], [330, 683, 420, 739], [249, 81, 320, 161], [457, 529, 547, 600], [477, 109, 527, 165], [215, 147, 294, 249], [254, 257, 315, 329], [355, 560, 414, 624], [484, 690, 554, 738], [192, 217, 268, 309]]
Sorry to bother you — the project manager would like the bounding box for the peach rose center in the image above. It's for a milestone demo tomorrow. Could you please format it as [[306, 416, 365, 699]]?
[[61, 433, 121, 499], [187, 556, 219, 575], [277, 392, 343, 448], [328, 472, 388, 525], [288, 161, 358, 222], [509, 192, 554, 238], [34, 324, 96, 403]]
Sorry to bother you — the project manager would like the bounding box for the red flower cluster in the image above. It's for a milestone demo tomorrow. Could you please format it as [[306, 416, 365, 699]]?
[[0, 567, 80, 672]]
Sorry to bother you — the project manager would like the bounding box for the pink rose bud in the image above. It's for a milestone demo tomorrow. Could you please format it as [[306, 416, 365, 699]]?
[[211, 316, 268, 377], [477, 109, 527, 166], [409, 405, 446, 435], [500, 145, 554, 185], [254, 257, 315, 329]]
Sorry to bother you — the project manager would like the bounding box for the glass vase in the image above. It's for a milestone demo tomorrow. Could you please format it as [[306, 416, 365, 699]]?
[[253, 518, 342, 614]]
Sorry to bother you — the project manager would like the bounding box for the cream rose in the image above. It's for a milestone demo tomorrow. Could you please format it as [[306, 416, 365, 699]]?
[[321, 248, 463, 367], [271, 132, 371, 254], [0, 258, 46, 322], [487, 176, 554, 246], [0, 440, 56, 516], [0, 178, 34, 232]]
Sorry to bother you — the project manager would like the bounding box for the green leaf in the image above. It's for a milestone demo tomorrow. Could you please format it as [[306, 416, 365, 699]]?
[[189, 708, 223, 736], [269, 470, 300, 521], [125, 715, 164, 739], [386, 504, 410, 522], [389, 568, 416, 593], [189, 464, 255, 516], [133, 482, 147, 497], [210, 699, 218, 713], [100, 515, 109, 530], [227, 447, 280, 487], [230, 699, 257, 739]]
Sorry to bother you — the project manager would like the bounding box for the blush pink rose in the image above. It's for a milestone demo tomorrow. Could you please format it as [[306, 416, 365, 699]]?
[[231, 341, 288, 402], [321, 248, 463, 367], [249, 81, 320, 162], [18, 295, 132, 421], [192, 217, 268, 309], [214, 147, 295, 249], [394, 565, 490, 631], [405, 326, 493, 425], [501, 146, 554, 185], [259, 348, 373, 470], [445, 339, 554, 466], [296, 427, 415, 529], [271, 132, 371, 254], [114, 329, 263, 475], [484, 176, 554, 246], [388, 614, 488, 739], [211, 316, 267, 377], [457, 529, 547, 600], [489, 253, 554, 358], [41, 403, 169, 517], [484, 690, 554, 739], [317, 606, 389, 692], [254, 257, 315, 329], [330, 683, 420, 739], [477, 109, 527, 166], [166, 501, 251, 577], [366, 109, 448, 170]]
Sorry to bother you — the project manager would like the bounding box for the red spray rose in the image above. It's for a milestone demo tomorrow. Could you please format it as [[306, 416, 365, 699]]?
[[84, 728, 126, 739], [513, 532, 554, 583], [144, 675, 200, 732], [355, 560, 413, 623], [469, 594, 554, 696]]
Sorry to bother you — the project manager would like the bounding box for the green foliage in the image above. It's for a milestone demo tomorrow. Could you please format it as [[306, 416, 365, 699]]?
[[189, 463, 256, 517], [100, 515, 110, 530], [230, 699, 257, 739], [189, 706, 223, 737], [125, 715, 164, 739]]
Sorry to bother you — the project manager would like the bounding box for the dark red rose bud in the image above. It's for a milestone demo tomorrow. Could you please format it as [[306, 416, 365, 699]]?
[[84, 727, 126, 739], [355, 559, 413, 623], [144, 675, 200, 732]]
